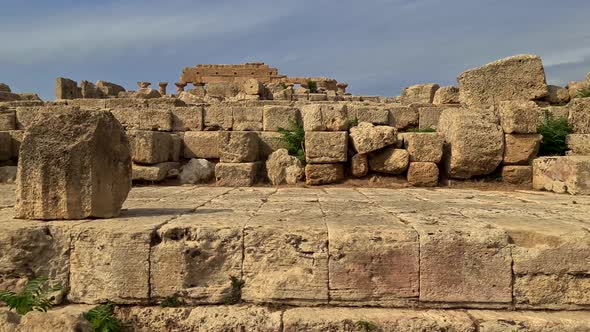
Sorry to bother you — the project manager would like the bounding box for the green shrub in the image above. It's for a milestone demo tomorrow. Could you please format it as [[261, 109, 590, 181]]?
[[355, 320, 378, 331], [307, 80, 318, 93], [348, 117, 359, 129], [278, 121, 306, 163], [83, 303, 122, 332], [222, 276, 245, 305], [278, 82, 288, 90], [0, 277, 62, 315], [537, 111, 573, 156], [576, 88, 590, 98], [407, 127, 436, 133]]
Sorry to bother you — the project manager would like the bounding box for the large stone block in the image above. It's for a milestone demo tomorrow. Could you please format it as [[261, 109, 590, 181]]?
[[219, 131, 259, 162], [407, 162, 439, 187], [401, 132, 443, 162], [171, 106, 203, 131], [458, 54, 548, 108], [55, 77, 81, 100], [0, 306, 93, 332], [257, 131, 288, 158], [65, 99, 107, 110], [544, 84, 570, 105], [96, 80, 125, 97], [203, 105, 233, 130], [400, 83, 439, 104], [418, 106, 444, 130], [266, 149, 304, 185], [305, 131, 348, 163], [502, 165, 532, 184], [301, 104, 348, 131], [80, 80, 103, 99], [15, 109, 131, 220], [305, 163, 344, 185], [104, 98, 147, 109], [232, 106, 263, 131], [566, 134, 590, 155], [469, 310, 590, 331], [532, 156, 590, 195], [503, 134, 541, 165], [127, 130, 171, 164], [183, 131, 219, 159], [498, 100, 542, 134], [433, 86, 459, 104], [567, 80, 590, 99], [349, 122, 397, 154], [206, 82, 240, 98], [347, 105, 389, 125], [438, 108, 504, 179], [351, 153, 368, 177], [368, 148, 409, 174], [0, 132, 10, 161], [567, 98, 590, 134], [16, 106, 80, 130], [388, 105, 419, 130], [263, 105, 301, 131], [132, 162, 180, 182], [110, 108, 172, 131], [215, 162, 259, 186], [0, 110, 15, 130]]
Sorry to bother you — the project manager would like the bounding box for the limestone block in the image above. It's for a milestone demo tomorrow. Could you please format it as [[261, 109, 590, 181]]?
[[308, 93, 328, 101], [0, 305, 93, 332], [503, 134, 541, 165], [544, 84, 570, 105], [567, 98, 590, 134], [418, 225, 512, 303], [215, 162, 259, 186], [206, 82, 240, 98], [532, 156, 590, 195], [263, 105, 301, 131], [96, 80, 125, 97], [104, 98, 147, 109], [171, 106, 203, 131], [351, 153, 368, 177], [438, 108, 504, 179], [541, 105, 569, 120], [401, 132, 443, 162], [0, 166, 17, 183], [347, 105, 389, 125], [502, 165, 532, 184], [498, 100, 542, 134], [80, 80, 102, 99], [240, 78, 264, 95], [257, 131, 288, 158], [407, 162, 439, 187], [418, 106, 444, 130], [458, 54, 548, 108], [0, 110, 16, 130], [349, 122, 397, 154], [55, 77, 81, 99], [17, 93, 42, 101], [232, 106, 263, 131], [469, 310, 590, 331], [69, 218, 163, 303], [266, 149, 304, 185], [15, 109, 131, 220], [179, 158, 215, 184], [219, 131, 259, 162], [168, 133, 183, 161], [301, 104, 348, 131], [566, 134, 590, 155], [400, 83, 439, 104], [0, 91, 21, 102], [567, 80, 590, 99], [272, 88, 293, 101], [16, 106, 80, 130], [388, 105, 419, 130], [203, 105, 233, 130], [305, 163, 344, 185], [368, 148, 409, 174], [132, 162, 180, 182], [243, 214, 329, 305], [0, 132, 10, 161], [110, 108, 172, 131], [8, 130, 23, 159], [433, 86, 459, 104], [65, 99, 107, 109], [127, 130, 171, 164], [305, 131, 348, 163], [178, 91, 204, 105], [183, 131, 219, 159], [134, 88, 161, 99]]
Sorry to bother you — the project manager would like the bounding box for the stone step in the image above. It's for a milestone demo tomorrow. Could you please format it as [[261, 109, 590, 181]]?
[[2, 305, 590, 331], [1, 185, 590, 311]]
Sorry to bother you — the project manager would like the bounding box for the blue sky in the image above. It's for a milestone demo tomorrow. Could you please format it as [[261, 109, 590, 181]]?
[[1, 0, 589, 100]]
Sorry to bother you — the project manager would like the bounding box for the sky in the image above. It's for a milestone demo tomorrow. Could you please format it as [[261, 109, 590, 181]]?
[[1, 0, 590, 101]]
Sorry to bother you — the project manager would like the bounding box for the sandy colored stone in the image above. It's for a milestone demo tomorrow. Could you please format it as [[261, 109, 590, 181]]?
[[104, 98, 147, 109], [400, 83, 439, 104], [215, 162, 259, 186], [566, 134, 590, 155], [305, 131, 348, 163], [179, 158, 215, 184], [458, 54, 548, 108], [0, 166, 17, 183], [96, 80, 125, 97], [241, 78, 264, 95], [8, 130, 23, 159], [351, 153, 368, 177], [533, 156, 590, 195], [567, 80, 590, 99], [418, 105, 444, 130], [178, 91, 204, 105], [183, 131, 219, 159], [401, 132, 443, 162], [498, 100, 542, 134], [266, 149, 303, 185], [407, 162, 439, 187], [0, 110, 15, 130], [349, 122, 397, 154], [301, 104, 348, 131], [170, 106, 203, 131], [127, 130, 171, 164], [79, 80, 102, 99], [206, 82, 240, 98], [305, 163, 344, 185], [15, 109, 131, 220], [501, 165, 532, 184], [0, 132, 10, 161], [257, 131, 288, 158], [545, 84, 571, 105], [438, 108, 504, 179], [567, 98, 590, 134], [65, 99, 107, 110], [0, 305, 93, 332], [388, 105, 419, 130], [15, 105, 80, 130], [110, 108, 172, 131], [470, 310, 590, 331], [219, 131, 259, 162], [347, 105, 389, 125], [132, 162, 180, 182], [55, 77, 81, 100], [263, 105, 300, 131], [369, 148, 409, 174], [232, 106, 263, 131], [503, 134, 541, 165], [134, 88, 161, 99], [203, 105, 233, 130], [433, 86, 459, 104]]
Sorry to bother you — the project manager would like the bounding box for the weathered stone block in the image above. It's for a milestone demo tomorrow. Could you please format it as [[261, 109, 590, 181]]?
[[567, 98, 590, 134], [348, 105, 389, 125], [15, 109, 131, 220], [80, 80, 102, 99], [266, 149, 304, 185], [401, 132, 443, 162], [305, 131, 348, 163], [232, 106, 263, 131], [257, 131, 288, 158], [169, 133, 183, 162], [544, 85, 570, 105], [349, 122, 397, 154], [418, 106, 444, 130], [407, 162, 439, 187], [388, 105, 419, 130], [96, 80, 125, 97], [368, 148, 409, 174], [134, 88, 161, 99], [104, 98, 147, 109], [219, 131, 259, 162], [110, 108, 172, 131], [567, 80, 590, 99], [183, 131, 219, 159], [127, 130, 171, 164], [55, 77, 81, 100], [305, 164, 344, 185], [469, 310, 590, 330], [433, 86, 459, 104], [203, 105, 233, 130], [0, 305, 93, 331], [0, 110, 15, 130], [171, 106, 203, 131], [215, 162, 259, 186], [532, 156, 590, 195], [351, 153, 368, 177], [566, 134, 590, 155], [16, 106, 80, 130], [499, 100, 542, 134], [263, 106, 300, 131], [206, 82, 240, 98], [65, 99, 107, 110], [132, 162, 180, 182], [503, 134, 541, 165], [502, 165, 532, 184], [400, 83, 439, 104], [458, 54, 548, 108], [301, 104, 348, 131]]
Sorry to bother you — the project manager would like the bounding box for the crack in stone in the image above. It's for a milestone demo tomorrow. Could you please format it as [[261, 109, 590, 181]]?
[[317, 188, 330, 305]]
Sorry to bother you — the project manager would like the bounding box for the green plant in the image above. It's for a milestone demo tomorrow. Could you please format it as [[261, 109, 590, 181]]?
[[160, 296, 185, 307], [575, 88, 590, 98], [407, 127, 436, 133], [307, 80, 318, 93], [348, 117, 359, 129], [355, 320, 378, 332], [278, 121, 306, 163], [83, 303, 122, 332], [537, 111, 573, 156], [0, 277, 62, 315], [222, 276, 245, 305], [279, 82, 288, 90]]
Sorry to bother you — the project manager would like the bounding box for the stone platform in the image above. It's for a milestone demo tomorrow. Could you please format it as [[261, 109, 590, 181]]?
[[1, 184, 590, 330]]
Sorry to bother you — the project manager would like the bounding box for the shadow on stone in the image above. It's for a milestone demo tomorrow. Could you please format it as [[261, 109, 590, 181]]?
[[119, 207, 234, 217]]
